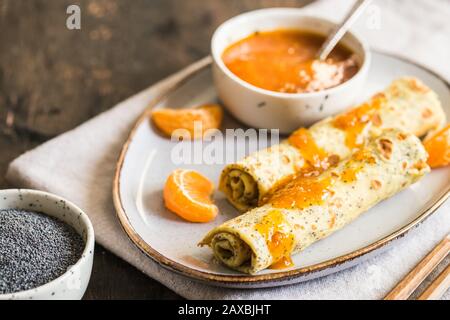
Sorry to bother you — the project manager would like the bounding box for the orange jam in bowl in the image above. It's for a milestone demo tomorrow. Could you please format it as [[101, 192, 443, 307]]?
[[222, 29, 359, 94], [211, 11, 370, 133]]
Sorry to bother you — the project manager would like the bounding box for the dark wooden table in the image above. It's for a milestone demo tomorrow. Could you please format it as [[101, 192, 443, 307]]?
[[0, 0, 314, 300]]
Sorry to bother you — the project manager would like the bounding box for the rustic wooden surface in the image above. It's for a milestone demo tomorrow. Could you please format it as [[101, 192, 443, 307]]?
[[0, 0, 315, 300]]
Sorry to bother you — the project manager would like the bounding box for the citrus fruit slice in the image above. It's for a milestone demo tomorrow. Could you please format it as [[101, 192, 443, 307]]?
[[424, 124, 450, 168], [163, 169, 218, 223], [152, 104, 223, 139]]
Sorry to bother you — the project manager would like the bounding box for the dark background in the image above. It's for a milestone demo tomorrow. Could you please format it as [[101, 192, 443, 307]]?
[[0, 0, 314, 299]]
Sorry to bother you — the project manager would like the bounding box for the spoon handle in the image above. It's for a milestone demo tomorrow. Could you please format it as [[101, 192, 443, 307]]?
[[317, 0, 372, 61]]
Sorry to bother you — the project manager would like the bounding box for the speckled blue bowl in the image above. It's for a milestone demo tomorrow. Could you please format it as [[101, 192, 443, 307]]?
[[0, 189, 95, 300]]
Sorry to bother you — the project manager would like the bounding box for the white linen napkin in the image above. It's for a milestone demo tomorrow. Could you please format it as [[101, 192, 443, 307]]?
[[6, 0, 450, 299]]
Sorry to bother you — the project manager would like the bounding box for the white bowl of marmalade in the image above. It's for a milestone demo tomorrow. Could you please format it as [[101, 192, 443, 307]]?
[[212, 8, 371, 134]]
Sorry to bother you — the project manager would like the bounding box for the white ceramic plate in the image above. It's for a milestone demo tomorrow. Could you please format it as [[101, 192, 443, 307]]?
[[113, 52, 450, 288]]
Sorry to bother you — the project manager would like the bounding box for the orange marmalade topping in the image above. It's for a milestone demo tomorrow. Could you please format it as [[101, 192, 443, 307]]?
[[222, 30, 358, 93], [255, 210, 295, 269], [267, 148, 377, 208], [270, 256, 294, 270], [332, 95, 386, 149], [340, 167, 360, 183], [340, 149, 376, 183], [268, 176, 334, 209], [288, 128, 329, 170]]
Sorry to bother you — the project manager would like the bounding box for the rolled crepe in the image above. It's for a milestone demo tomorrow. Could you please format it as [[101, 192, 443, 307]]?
[[220, 77, 445, 212], [201, 129, 430, 274]]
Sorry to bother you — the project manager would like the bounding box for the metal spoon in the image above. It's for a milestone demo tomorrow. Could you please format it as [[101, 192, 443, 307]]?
[[316, 0, 372, 61]]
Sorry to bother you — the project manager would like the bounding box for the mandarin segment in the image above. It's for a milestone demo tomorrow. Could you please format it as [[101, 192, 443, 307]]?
[[151, 104, 223, 139], [423, 124, 450, 168], [163, 169, 218, 223], [288, 128, 328, 170]]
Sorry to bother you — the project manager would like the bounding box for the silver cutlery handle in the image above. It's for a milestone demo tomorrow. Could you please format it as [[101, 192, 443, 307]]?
[[317, 0, 372, 61]]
